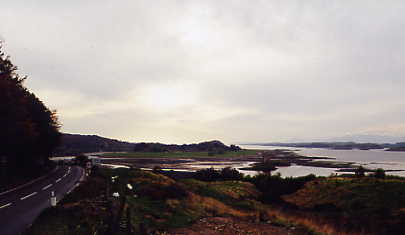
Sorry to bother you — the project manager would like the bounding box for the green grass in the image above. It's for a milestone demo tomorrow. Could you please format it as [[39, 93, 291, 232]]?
[[181, 179, 261, 210], [127, 196, 201, 231], [28, 167, 263, 235], [285, 177, 405, 212], [101, 149, 261, 158], [283, 177, 405, 234]]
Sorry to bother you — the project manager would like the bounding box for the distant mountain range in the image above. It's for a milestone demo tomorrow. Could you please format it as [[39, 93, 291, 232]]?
[[246, 140, 405, 151], [248, 135, 405, 144], [324, 134, 405, 144]]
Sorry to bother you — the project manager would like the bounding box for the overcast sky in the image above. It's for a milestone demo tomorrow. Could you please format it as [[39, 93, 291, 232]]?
[[2, 0, 405, 144]]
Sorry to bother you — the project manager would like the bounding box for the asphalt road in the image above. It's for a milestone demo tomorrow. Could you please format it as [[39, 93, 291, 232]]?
[[0, 166, 84, 235]]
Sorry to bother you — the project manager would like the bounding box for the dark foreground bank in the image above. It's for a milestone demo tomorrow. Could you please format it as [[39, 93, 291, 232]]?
[[25, 166, 405, 235]]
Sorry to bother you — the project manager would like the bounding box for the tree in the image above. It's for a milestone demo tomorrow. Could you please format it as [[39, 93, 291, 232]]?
[[355, 166, 366, 177], [75, 155, 89, 167], [220, 167, 244, 180], [0, 42, 61, 178], [230, 145, 241, 151], [194, 168, 221, 181]]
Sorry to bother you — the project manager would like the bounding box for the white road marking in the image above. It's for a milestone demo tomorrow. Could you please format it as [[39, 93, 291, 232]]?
[[0, 203, 12, 209], [21, 192, 38, 200], [0, 166, 59, 196], [42, 184, 53, 190], [56, 178, 62, 183]]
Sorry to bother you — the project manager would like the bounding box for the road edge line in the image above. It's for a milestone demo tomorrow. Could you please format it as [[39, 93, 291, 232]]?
[[0, 166, 59, 196], [20, 192, 38, 200], [0, 203, 12, 209]]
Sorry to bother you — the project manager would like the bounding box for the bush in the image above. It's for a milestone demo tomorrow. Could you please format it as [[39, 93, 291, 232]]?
[[152, 166, 162, 173], [75, 155, 88, 167], [373, 168, 386, 179], [355, 166, 366, 177], [194, 167, 244, 181], [194, 168, 221, 181], [220, 167, 244, 181], [62, 177, 106, 203], [249, 173, 316, 203]]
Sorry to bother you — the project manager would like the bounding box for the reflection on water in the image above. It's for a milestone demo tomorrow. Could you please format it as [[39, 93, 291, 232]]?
[[184, 161, 253, 169], [274, 165, 337, 177]]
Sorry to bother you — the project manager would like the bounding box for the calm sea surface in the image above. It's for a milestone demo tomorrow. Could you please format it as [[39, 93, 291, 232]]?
[[241, 145, 405, 177]]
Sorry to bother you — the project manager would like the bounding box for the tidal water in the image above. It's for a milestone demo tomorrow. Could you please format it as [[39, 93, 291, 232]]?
[[95, 146, 405, 178], [241, 145, 405, 177]]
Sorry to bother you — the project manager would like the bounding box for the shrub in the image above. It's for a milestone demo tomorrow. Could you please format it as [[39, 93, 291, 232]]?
[[220, 167, 244, 181], [373, 168, 386, 179], [152, 166, 162, 173], [249, 173, 316, 203], [194, 167, 244, 181], [355, 166, 366, 177], [75, 155, 89, 167], [194, 168, 221, 181]]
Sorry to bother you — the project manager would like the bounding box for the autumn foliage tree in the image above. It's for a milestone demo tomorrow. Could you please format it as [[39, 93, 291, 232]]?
[[0, 42, 61, 178]]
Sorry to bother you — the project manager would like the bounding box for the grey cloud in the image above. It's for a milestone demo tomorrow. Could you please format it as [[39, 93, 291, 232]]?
[[2, 1, 405, 143]]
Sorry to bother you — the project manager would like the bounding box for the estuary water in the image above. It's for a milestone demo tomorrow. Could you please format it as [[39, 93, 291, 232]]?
[[241, 145, 405, 177], [94, 146, 405, 178]]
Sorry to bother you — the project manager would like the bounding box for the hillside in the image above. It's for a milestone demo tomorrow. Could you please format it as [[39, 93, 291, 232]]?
[[54, 133, 135, 156], [25, 168, 309, 235], [55, 134, 241, 156], [283, 177, 405, 235], [26, 166, 405, 235], [132, 140, 241, 153]]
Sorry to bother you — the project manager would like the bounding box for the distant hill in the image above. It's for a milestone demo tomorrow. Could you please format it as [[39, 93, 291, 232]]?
[[249, 142, 385, 150], [244, 135, 405, 145], [132, 140, 241, 153], [54, 134, 241, 156], [325, 134, 405, 144], [247, 141, 405, 151], [54, 133, 135, 156]]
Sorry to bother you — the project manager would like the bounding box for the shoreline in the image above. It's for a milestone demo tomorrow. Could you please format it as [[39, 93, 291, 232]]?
[[96, 149, 361, 174]]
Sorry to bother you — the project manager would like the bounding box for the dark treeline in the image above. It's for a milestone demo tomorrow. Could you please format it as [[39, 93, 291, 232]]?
[[0, 43, 60, 187], [133, 140, 241, 153]]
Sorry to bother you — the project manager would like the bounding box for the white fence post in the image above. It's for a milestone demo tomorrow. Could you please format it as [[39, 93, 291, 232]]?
[[51, 191, 57, 207]]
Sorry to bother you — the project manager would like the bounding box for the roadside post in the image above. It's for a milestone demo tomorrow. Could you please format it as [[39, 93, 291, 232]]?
[[86, 161, 92, 176], [51, 191, 57, 207]]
